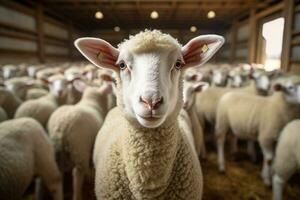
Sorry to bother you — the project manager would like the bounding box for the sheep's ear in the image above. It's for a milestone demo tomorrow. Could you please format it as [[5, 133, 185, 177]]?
[[74, 37, 119, 71], [72, 79, 87, 93], [193, 82, 209, 92], [182, 35, 224, 68]]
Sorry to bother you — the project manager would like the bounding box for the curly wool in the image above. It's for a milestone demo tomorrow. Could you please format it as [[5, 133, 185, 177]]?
[[118, 29, 182, 54], [93, 107, 202, 200]]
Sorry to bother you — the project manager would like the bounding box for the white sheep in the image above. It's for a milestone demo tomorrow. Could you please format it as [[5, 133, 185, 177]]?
[[215, 75, 300, 185], [183, 81, 208, 159], [14, 74, 70, 128], [272, 119, 300, 200], [47, 80, 113, 200], [0, 117, 62, 200], [0, 87, 22, 119], [75, 29, 224, 199], [2, 64, 18, 79], [26, 88, 49, 100]]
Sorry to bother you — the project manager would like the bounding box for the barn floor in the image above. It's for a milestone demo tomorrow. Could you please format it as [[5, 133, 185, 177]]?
[[202, 149, 300, 200], [24, 146, 300, 200]]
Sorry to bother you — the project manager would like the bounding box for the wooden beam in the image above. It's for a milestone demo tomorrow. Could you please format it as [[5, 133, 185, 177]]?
[[36, 3, 45, 63], [248, 8, 257, 63], [255, 1, 284, 19], [281, 0, 294, 72], [230, 20, 238, 63]]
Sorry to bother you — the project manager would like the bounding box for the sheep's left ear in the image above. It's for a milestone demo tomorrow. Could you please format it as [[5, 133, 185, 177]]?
[[193, 82, 209, 92], [74, 37, 119, 71], [182, 35, 224, 68]]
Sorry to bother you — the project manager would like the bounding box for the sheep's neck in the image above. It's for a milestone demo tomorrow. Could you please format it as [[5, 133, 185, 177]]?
[[79, 88, 108, 116], [121, 120, 179, 198]]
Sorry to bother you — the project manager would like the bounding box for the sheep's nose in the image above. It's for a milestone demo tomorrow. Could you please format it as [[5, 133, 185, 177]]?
[[140, 96, 164, 110]]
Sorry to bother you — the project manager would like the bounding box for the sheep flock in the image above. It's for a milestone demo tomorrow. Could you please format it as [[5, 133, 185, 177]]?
[[0, 30, 299, 200]]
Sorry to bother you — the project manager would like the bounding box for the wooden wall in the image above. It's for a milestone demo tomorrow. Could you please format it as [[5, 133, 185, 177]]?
[[217, 0, 300, 74], [287, 0, 300, 73], [0, 1, 82, 64]]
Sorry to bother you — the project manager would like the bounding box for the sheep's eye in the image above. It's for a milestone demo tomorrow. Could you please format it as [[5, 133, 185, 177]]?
[[174, 60, 182, 70], [118, 61, 127, 70]]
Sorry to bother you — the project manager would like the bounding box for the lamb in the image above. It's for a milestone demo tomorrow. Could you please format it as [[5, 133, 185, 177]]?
[[272, 119, 300, 200], [215, 75, 300, 185], [0, 87, 22, 118], [47, 80, 113, 200], [14, 74, 70, 128], [75, 29, 224, 199], [183, 81, 208, 159], [0, 117, 62, 200]]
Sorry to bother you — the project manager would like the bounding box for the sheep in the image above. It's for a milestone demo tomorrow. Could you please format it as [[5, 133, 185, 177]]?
[[183, 81, 208, 159], [47, 80, 113, 200], [272, 119, 300, 200], [26, 88, 49, 100], [75, 29, 224, 199], [14, 74, 70, 128], [4, 76, 44, 100], [0, 117, 62, 200], [215, 75, 300, 185], [0, 87, 22, 119], [27, 65, 44, 78], [2, 64, 18, 79], [64, 67, 84, 104]]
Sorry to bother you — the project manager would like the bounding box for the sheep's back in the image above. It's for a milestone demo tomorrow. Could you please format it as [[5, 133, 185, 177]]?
[[0, 119, 35, 199], [48, 105, 102, 172]]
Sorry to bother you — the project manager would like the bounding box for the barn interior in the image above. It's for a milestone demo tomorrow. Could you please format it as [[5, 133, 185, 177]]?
[[0, 0, 300, 199]]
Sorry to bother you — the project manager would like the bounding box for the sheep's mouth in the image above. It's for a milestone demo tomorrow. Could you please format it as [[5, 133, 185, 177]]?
[[137, 115, 162, 121]]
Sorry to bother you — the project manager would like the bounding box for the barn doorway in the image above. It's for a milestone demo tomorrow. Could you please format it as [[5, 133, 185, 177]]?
[[258, 17, 285, 71]]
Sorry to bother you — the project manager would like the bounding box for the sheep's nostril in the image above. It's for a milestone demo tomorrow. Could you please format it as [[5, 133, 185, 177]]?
[[152, 97, 163, 110], [140, 96, 152, 110]]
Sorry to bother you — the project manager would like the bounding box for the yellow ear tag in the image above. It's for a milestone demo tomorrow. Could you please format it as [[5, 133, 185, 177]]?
[[97, 52, 103, 60], [201, 44, 209, 53]]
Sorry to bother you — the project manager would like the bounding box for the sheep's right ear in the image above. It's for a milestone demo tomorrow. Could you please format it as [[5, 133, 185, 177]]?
[[273, 83, 282, 91], [182, 35, 224, 68], [74, 38, 119, 71]]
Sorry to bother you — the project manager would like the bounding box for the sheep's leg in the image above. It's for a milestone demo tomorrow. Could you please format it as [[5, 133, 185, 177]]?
[[37, 148, 63, 200], [216, 133, 226, 172], [230, 135, 238, 155], [73, 167, 84, 200], [35, 177, 47, 200], [260, 144, 273, 186], [272, 174, 285, 200], [247, 140, 257, 162]]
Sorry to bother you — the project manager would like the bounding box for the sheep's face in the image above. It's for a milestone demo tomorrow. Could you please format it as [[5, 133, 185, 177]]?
[[212, 70, 228, 86], [116, 49, 183, 128], [46, 77, 69, 99], [183, 81, 208, 110], [27, 66, 38, 78], [255, 74, 270, 92], [281, 81, 300, 104], [3, 66, 18, 79], [75, 30, 224, 128]]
